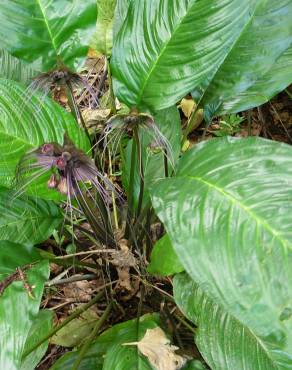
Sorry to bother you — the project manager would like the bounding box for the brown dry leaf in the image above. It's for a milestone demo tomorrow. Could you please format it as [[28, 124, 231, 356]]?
[[110, 242, 137, 268], [124, 327, 187, 370], [179, 98, 196, 118], [63, 280, 96, 301], [110, 241, 139, 297], [82, 108, 111, 127]]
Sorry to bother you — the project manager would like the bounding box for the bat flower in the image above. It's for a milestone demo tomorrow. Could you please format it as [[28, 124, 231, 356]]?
[[99, 112, 174, 167], [16, 135, 114, 205], [24, 66, 99, 109]]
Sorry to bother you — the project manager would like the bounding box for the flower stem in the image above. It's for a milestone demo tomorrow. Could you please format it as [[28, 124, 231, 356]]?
[[108, 148, 119, 229], [125, 138, 137, 239], [72, 301, 113, 370], [134, 128, 144, 219], [106, 59, 117, 115], [66, 81, 91, 144], [22, 291, 104, 359]]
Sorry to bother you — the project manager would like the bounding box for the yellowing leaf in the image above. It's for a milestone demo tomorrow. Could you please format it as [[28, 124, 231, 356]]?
[[179, 98, 196, 118], [124, 327, 187, 370]]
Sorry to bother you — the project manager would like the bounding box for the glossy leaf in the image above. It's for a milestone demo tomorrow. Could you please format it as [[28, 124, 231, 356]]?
[[51, 314, 160, 370], [148, 234, 184, 276], [0, 49, 36, 84], [113, 0, 131, 38], [0, 0, 97, 72], [151, 137, 292, 368], [112, 0, 292, 114], [174, 273, 277, 370], [0, 241, 49, 370], [0, 187, 62, 245], [222, 45, 292, 113], [21, 310, 53, 370], [0, 78, 90, 198], [91, 0, 116, 56], [122, 106, 181, 209]]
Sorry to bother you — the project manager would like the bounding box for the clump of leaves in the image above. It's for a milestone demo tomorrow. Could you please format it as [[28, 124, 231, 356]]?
[[213, 113, 245, 137]]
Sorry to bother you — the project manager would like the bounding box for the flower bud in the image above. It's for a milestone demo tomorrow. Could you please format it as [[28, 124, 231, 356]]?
[[57, 176, 68, 194], [47, 174, 58, 189]]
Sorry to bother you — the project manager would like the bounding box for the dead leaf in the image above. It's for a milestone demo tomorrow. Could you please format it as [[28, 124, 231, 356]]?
[[179, 98, 196, 118], [63, 280, 96, 301], [124, 327, 187, 370], [82, 108, 111, 127]]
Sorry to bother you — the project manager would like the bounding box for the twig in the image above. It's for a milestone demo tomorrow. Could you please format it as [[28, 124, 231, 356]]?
[[46, 274, 97, 287], [72, 301, 113, 370], [173, 311, 196, 335], [139, 277, 174, 301], [53, 249, 116, 260]]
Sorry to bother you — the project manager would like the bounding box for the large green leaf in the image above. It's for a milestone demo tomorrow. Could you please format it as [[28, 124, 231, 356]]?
[[122, 106, 181, 209], [0, 187, 62, 245], [113, 0, 131, 38], [0, 0, 97, 71], [151, 137, 292, 368], [148, 234, 184, 276], [221, 45, 292, 114], [0, 49, 36, 85], [21, 310, 53, 370], [0, 241, 49, 370], [50, 314, 160, 370], [174, 273, 278, 370], [111, 0, 292, 113], [91, 0, 116, 56], [0, 78, 90, 198]]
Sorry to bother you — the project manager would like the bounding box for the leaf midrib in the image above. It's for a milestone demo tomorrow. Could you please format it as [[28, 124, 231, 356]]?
[[136, 1, 196, 106], [35, 0, 59, 60], [187, 174, 290, 251]]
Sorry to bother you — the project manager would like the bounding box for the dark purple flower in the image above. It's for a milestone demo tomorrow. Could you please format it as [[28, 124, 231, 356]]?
[[16, 135, 115, 205], [24, 67, 99, 110], [98, 112, 175, 168]]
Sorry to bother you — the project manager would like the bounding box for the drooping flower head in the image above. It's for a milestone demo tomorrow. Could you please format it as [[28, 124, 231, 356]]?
[[16, 134, 114, 203], [23, 66, 99, 112], [98, 111, 175, 168]]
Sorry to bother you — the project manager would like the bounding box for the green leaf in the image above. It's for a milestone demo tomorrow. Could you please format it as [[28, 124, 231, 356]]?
[[50, 313, 160, 370], [221, 45, 292, 113], [21, 310, 53, 370], [151, 137, 292, 368], [111, 0, 292, 113], [148, 234, 184, 276], [183, 359, 207, 370], [0, 187, 62, 245], [113, 0, 131, 38], [0, 241, 49, 370], [174, 273, 279, 370], [0, 49, 36, 84], [91, 0, 116, 56], [51, 309, 99, 348], [0, 0, 97, 71], [122, 106, 181, 209], [0, 78, 90, 199]]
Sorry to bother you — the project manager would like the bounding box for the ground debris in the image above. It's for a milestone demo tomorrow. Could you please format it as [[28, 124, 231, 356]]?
[[124, 327, 188, 370]]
